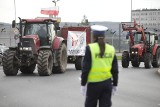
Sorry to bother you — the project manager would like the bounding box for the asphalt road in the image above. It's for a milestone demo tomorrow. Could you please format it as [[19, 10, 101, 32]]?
[[0, 61, 160, 107]]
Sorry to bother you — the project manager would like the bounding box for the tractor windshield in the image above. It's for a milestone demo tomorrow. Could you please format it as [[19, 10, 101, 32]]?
[[134, 33, 143, 43], [134, 32, 154, 45], [25, 23, 47, 36], [25, 23, 48, 46]]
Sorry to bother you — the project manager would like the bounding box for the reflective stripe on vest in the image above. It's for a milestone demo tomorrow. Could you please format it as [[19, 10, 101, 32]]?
[[88, 43, 115, 82]]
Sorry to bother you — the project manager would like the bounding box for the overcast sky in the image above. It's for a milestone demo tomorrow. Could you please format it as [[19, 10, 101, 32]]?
[[0, 0, 160, 23]]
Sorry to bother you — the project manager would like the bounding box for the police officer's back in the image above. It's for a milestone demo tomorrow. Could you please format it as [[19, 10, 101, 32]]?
[[81, 25, 119, 107]]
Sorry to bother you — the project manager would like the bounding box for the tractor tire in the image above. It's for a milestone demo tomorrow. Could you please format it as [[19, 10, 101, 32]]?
[[2, 49, 18, 76], [75, 57, 83, 70], [20, 63, 36, 74], [152, 48, 160, 68], [144, 53, 152, 69], [52, 43, 67, 73], [121, 51, 129, 68], [37, 50, 53, 76], [131, 57, 140, 67]]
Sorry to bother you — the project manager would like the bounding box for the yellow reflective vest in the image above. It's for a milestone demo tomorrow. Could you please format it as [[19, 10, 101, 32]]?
[[87, 43, 115, 83]]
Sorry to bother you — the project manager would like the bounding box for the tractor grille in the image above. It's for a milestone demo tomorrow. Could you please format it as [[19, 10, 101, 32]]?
[[21, 38, 33, 47], [19, 38, 36, 54], [130, 48, 138, 59]]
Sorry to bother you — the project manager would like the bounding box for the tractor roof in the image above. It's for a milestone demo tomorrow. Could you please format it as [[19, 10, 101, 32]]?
[[22, 18, 58, 23], [145, 31, 157, 35], [135, 31, 157, 35]]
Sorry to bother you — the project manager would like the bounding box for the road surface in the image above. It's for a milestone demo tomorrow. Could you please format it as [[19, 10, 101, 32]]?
[[0, 61, 160, 107]]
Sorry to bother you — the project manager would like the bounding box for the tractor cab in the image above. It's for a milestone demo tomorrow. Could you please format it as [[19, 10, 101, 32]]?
[[24, 22, 56, 46], [133, 31, 157, 45], [13, 18, 59, 47]]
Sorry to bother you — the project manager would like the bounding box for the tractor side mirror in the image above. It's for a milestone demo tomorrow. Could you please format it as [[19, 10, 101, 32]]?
[[12, 20, 16, 28], [155, 35, 158, 40]]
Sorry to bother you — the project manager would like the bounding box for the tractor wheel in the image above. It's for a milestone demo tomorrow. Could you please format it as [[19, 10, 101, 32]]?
[[131, 57, 140, 67], [37, 50, 53, 76], [20, 63, 36, 74], [52, 43, 67, 73], [152, 48, 160, 68], [144, 53, 152, 69], [121, 51, 129, 68], [2, 49, 19, 76], [75, 57, 83, 70]]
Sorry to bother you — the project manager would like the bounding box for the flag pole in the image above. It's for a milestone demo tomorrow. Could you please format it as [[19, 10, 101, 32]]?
[[131, 0, 132, 22]]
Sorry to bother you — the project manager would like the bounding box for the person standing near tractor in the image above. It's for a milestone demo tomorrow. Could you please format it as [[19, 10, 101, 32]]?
[[81, 25, 119, 107], [37, 25, 48, 46]]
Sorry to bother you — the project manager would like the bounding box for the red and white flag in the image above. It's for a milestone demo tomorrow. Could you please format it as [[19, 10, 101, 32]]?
[[41, 7, 59, 16]]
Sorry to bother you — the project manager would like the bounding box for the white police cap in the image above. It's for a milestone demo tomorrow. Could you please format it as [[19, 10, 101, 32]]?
[[91, 25, 108, 35]]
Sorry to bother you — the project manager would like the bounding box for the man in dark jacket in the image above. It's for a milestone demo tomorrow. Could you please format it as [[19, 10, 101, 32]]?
[[37, 25, 47, 46]]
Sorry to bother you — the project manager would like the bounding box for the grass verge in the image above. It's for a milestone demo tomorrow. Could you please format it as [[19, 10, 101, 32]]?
[[116, 55, 122, 60]]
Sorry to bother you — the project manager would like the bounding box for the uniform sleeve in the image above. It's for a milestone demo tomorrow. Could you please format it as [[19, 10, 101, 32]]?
[[111, 55, 119, 86], [81, 46, 91, 86]]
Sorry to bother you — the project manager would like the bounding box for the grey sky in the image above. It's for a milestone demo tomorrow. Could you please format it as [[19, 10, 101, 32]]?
[[0, 0, 160, 23]]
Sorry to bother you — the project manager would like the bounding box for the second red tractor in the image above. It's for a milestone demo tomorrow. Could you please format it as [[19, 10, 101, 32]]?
[[121, 20, 160, 68]]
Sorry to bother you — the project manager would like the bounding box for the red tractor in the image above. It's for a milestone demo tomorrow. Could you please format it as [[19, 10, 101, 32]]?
[[121, 20, 160, 68], [60, 26, 91, 70], [2, 17, 67, 76]]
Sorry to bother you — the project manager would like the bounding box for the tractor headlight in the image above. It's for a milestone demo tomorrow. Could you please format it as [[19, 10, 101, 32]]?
[[19, 47, 32, 51], [135, 51, 138, 54], [24, 47, 29, 51], [20, 47, 23, 50], [131, 51, 134, 54], [23, 47, 32, 51]]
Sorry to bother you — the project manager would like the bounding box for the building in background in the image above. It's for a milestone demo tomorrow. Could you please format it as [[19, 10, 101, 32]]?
[[132, 9, 160, 33], [0, 23, 16, 47]]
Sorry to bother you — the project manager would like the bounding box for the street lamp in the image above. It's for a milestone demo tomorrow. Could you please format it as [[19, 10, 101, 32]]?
[[52, 0, 59, 6], [51, 0, 60, 18], [14, 0, 17, 22]]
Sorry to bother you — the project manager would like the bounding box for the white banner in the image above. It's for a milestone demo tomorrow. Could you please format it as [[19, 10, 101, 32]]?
[[67, 31, 86, 56]]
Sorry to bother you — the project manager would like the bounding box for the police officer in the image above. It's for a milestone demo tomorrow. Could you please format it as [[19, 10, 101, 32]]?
[[81, 25, 119, 107]]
